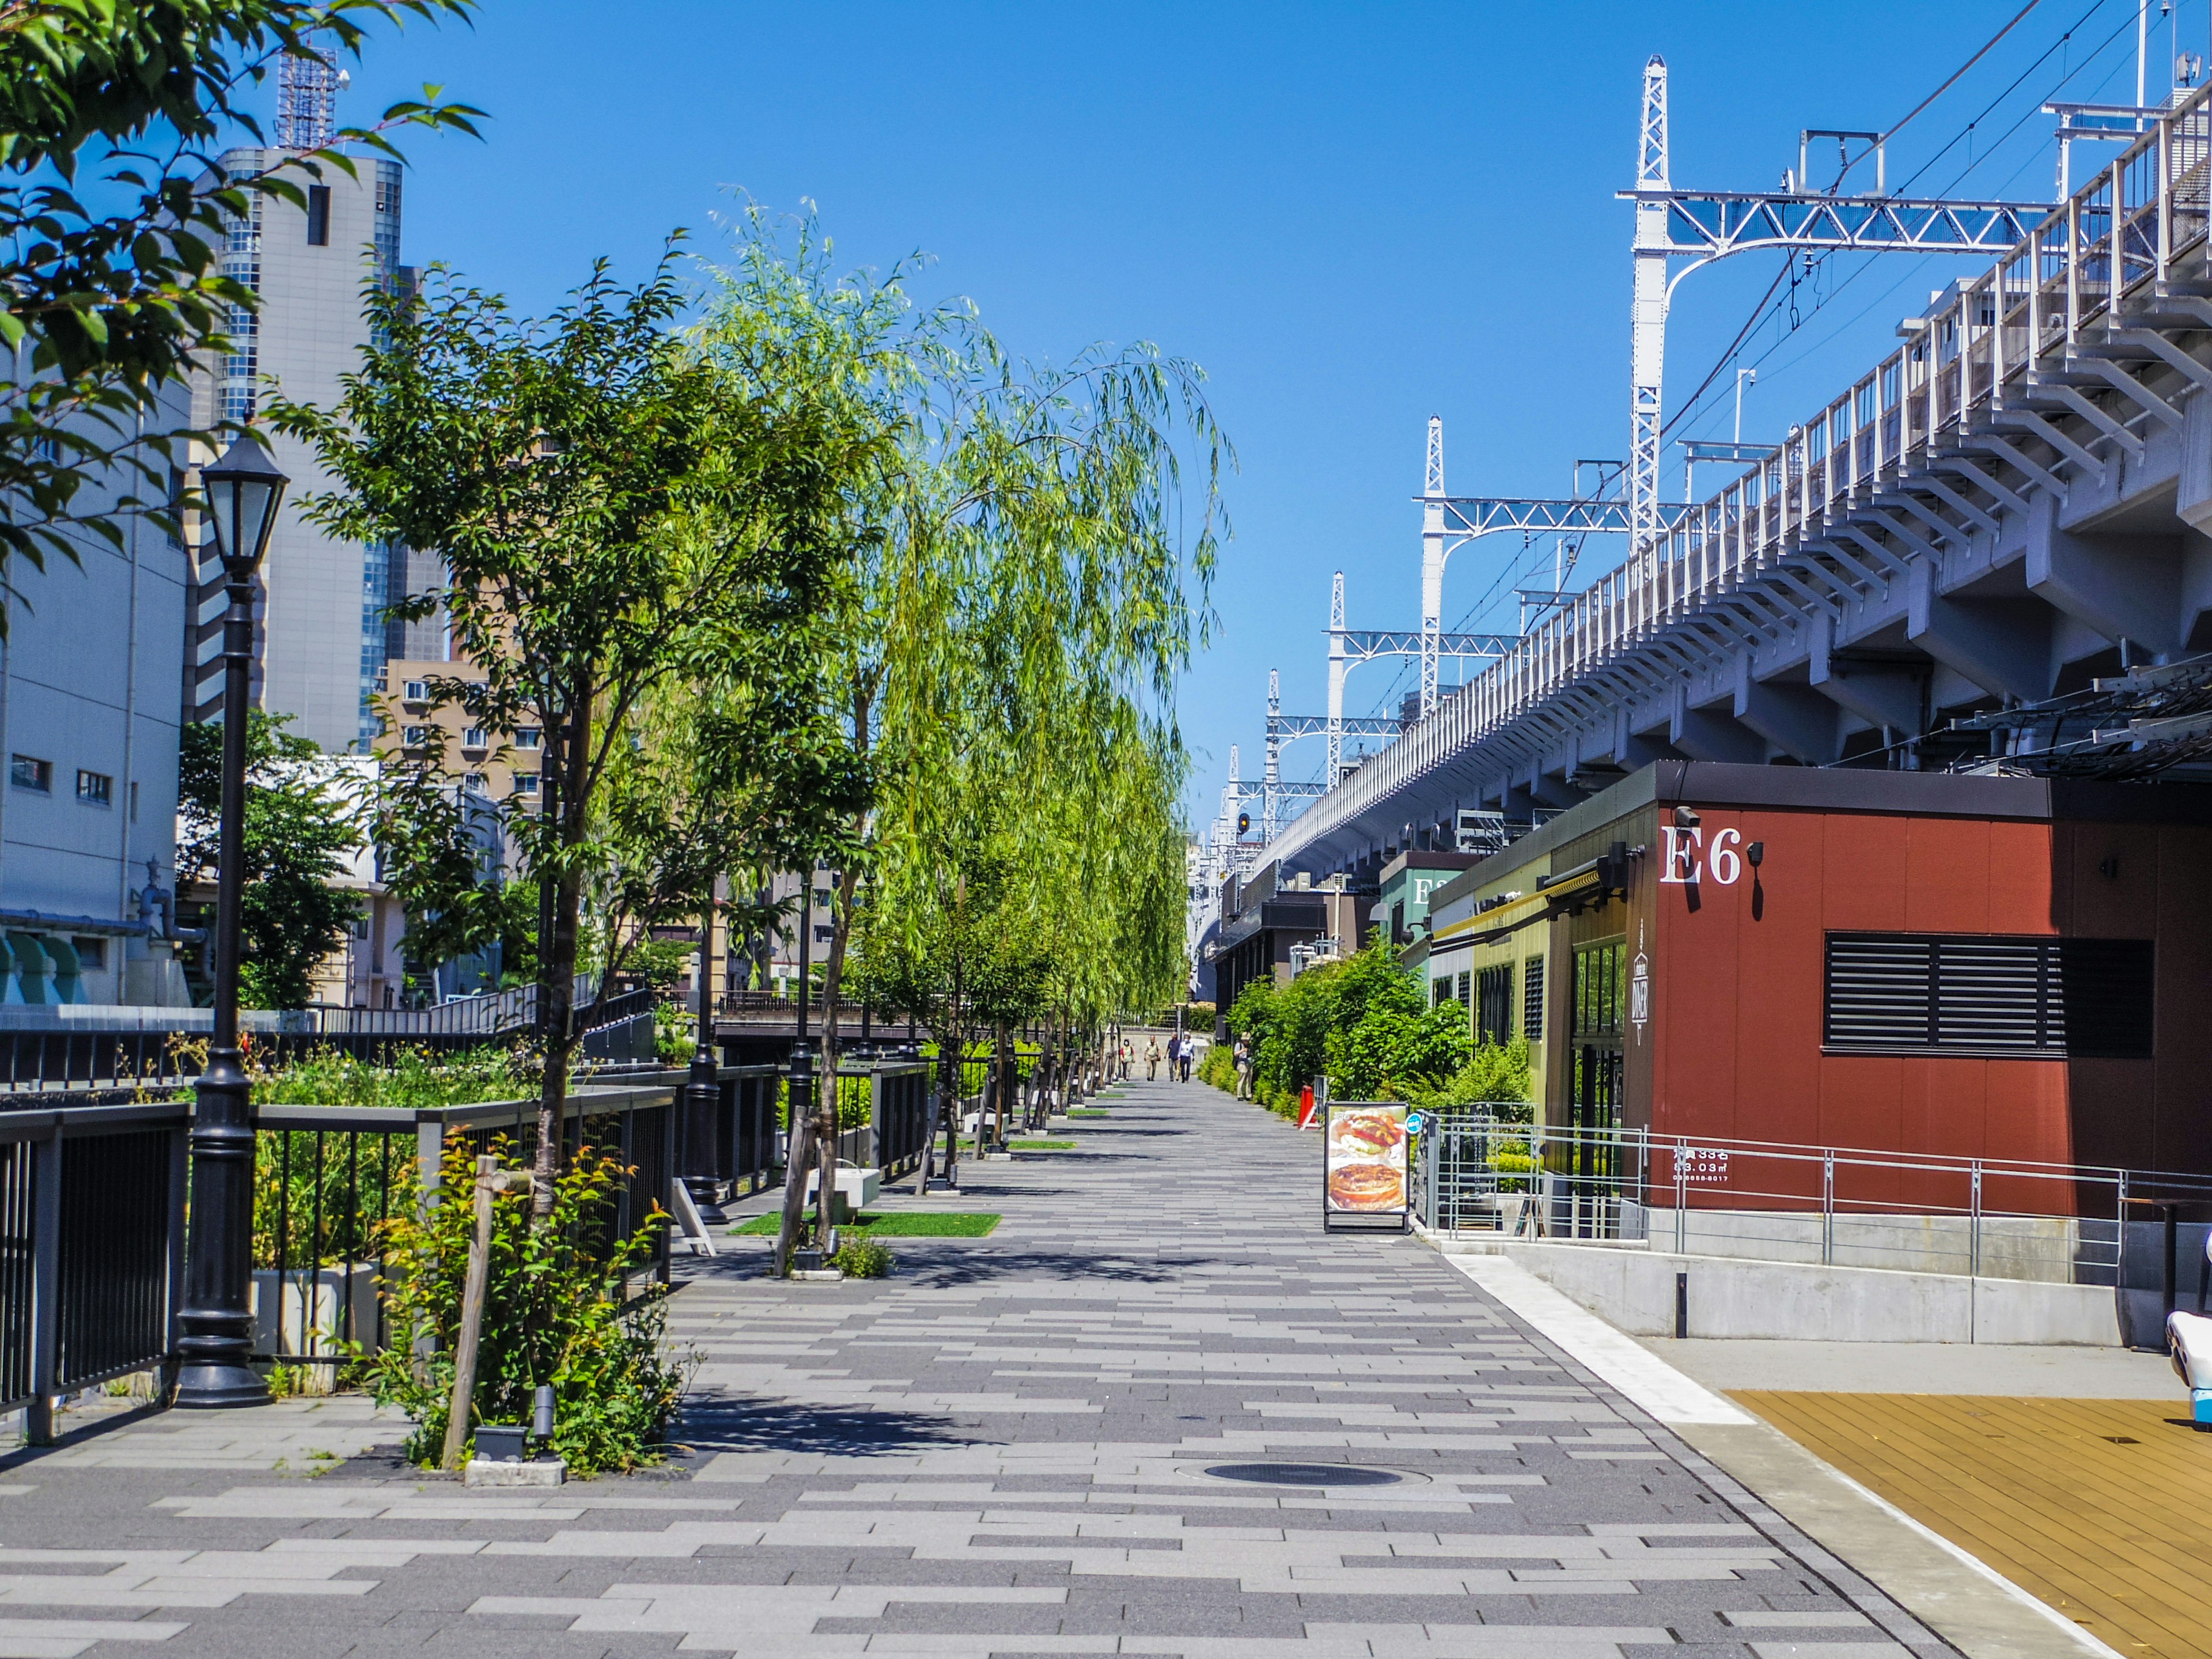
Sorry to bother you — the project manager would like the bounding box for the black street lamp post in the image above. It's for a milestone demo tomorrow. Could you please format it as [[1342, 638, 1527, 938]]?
[[681, 878, 728, 1225], [175, 435, 287, 1410]]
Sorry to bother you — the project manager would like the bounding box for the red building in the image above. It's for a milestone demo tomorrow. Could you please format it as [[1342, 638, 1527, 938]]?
[[1420, 762, 2212, 1207]]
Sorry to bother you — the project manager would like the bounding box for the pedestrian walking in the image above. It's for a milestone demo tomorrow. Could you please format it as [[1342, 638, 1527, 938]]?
[[1146, 1039, 1161, 1081], [1178, 1035, 1194, 1084], [1119, 1038, 1132, 1081], [1233, 1035, 1251, 1099]]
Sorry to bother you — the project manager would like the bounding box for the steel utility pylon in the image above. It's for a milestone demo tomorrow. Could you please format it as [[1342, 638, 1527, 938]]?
[[1622, 54, 2046, 559], [1411, 418, 1691, 718]]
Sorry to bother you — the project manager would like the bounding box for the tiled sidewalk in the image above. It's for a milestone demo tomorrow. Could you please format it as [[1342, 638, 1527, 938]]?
[[0, 1082, 1958, 1658]]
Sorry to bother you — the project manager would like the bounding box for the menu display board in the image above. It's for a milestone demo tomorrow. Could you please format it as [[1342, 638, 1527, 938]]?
[[1323, 1102, 1410, 1232]]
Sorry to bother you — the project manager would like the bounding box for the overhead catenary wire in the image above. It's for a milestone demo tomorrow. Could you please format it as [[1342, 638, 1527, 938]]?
[[1690, 0, 2142, 419], [1662, 0, 2129, 446]]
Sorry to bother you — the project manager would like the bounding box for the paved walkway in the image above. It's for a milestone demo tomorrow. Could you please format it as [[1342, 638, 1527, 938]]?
[[0, 1081, 1971, 1658]]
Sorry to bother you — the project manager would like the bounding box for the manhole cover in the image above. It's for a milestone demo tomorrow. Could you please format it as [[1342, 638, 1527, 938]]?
[[1200, 1462, 1403, 1487]]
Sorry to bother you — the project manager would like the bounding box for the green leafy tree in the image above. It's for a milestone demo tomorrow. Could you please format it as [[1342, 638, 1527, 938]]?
[[0, 1, 480, 610], [179, 712, 362, 1009], [694, 208, 1225, 1270], [354, 1132, 684, 1474], [276, 246, 877, 1216], [846, 836, 1050, 1174], [1225, 931, 1471, 1108]]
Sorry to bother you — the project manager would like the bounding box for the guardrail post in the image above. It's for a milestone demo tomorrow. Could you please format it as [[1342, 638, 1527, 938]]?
[[2158, 115, 2173, 283], [1970, 1160, 1984, 1279], [26, 1126, 62, 1445], [164, 1126, 187, 1393], [1821, 1149, 1835, 1266], [2116, 1168, 2131, 1302], [1673, 1138, 1688, 1254]]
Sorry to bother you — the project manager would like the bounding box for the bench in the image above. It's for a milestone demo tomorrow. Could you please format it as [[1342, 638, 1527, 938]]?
[[804, 1165, 881, 1222]]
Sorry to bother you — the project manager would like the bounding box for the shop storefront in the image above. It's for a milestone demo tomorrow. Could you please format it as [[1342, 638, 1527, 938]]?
[[1420, 761, 2212, 1227]]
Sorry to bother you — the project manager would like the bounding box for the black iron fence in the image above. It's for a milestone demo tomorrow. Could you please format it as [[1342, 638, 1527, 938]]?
[[0, 988, 661, 1101], [0, 1058, 950, 1437], [254, 1079, 684, 1375], [0, 1102, 187, 1442]]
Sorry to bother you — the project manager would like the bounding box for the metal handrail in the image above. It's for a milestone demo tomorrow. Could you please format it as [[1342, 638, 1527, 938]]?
[[1414, 1106, 2212, 1286]]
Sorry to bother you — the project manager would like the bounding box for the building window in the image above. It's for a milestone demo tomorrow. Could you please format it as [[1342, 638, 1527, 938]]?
[[1573, 941, 1624, 1040], [1476, 963, 1514, 1047], [463, 772, 488, 792], [402, 680, 429, 703], [1457, 969, 1471, 1006], [75, 769, 112, 806], [305, 184, 331, 245], [1433, 977, 1451, 1009], [514, 727, 543, 750], [461, 726, 486, 749], [814, 924, 833, 945], [1823, 932, 2153, 1058], [402, 726, 430, 748], [512, 772, 539, 796], [129, 780, 139, 822], [1522, 955, 1545, 1042], [71, 937, 105, 969], [10, 755, 51, 793]]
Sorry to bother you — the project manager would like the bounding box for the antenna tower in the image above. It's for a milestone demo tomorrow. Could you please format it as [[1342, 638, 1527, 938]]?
[[275, 37, 342, 150]]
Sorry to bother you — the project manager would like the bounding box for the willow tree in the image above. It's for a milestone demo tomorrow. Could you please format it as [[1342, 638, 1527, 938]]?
[[695, 209, 1226, 1271], [278, 247, 876, 1214]]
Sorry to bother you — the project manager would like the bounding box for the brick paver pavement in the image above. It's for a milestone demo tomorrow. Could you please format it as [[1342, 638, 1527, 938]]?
[[0, 1080, 1959, 1658]]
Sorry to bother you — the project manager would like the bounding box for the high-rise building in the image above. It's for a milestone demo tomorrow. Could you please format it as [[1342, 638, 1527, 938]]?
[[188, 57, 423, 753]]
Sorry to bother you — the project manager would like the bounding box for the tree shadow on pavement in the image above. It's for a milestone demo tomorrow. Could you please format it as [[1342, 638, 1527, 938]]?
[[891, 1249, 1179, 1289], [667, 1395, 975, 1467]]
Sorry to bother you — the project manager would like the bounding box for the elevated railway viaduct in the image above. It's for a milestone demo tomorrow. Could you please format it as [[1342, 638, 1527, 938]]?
[[1266, 93, 2212, 884]]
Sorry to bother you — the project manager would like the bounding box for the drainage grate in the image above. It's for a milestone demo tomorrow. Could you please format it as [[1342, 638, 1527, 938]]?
[[1200, 1463, 1403, 1487]]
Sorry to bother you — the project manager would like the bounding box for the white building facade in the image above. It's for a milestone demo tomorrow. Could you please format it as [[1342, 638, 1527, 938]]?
[[0, 382, 195, 1005]]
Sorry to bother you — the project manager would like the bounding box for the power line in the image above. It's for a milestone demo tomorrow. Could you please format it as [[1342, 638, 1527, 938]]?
[[1664, 0, 2124, 443], [1708, 2, 2139, 405]]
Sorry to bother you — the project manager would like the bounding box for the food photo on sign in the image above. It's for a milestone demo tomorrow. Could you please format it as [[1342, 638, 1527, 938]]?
[[1324, 1104, 1409, 1215]]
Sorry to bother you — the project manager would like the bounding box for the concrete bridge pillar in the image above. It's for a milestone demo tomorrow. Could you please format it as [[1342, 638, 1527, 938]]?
[[2027, 493, 2182, 659], [1668, 687, 1767, 764], [1808, 612, 1925, 734], [1906, 561, 2052, 703]]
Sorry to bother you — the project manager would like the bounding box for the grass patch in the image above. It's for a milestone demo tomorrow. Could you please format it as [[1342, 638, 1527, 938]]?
[[1010, 1139, 1075, 1150], [1066, 1108, 1112, 1118], [732, 1210, 1001, 1237]]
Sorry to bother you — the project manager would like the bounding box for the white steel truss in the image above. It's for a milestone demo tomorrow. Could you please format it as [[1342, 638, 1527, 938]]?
[[1259, 83, 2212, 874], [1623, 55, 2047, 575]]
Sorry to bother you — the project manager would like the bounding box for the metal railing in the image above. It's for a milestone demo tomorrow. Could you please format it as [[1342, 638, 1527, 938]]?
[[0, 986, 662, 1101], [0, 1101, 187, 1441], [1274, 85, 2212, 863], [1412, 1107, 2212, 1293]]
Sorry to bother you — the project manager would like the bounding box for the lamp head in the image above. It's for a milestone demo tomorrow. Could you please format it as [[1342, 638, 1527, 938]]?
[[202, 434, 289, 577]]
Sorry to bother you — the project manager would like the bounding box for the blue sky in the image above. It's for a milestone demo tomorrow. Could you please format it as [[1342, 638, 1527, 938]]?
[[331, 0, 2196, 826]]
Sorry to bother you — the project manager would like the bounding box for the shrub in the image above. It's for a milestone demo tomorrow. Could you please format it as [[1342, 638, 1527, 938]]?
[[250, 1046, 543, 1270], [831, 1236, 893, 1278], [1404, 1037, 1536, 1121], [249, 1043, 539, 1111], [1196, 1043, 1236, 1093], [653, 1003, 696, 1066], [1229, 931, 1472, 1107], [353, 1132, 689, 1475]]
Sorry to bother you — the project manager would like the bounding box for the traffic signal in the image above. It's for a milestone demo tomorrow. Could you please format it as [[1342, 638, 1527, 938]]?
[[1237, 810, 1251, 835]]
